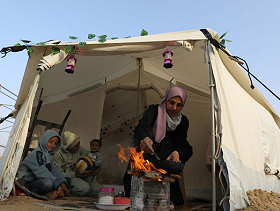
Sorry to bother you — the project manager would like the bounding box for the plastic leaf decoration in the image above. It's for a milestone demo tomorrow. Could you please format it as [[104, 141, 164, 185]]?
[[78, 42, 86, 48], [21, 39, 31, 43], [88, 34, 96, 39], [220, 39, 226, 48], [141, 29, 148, 36], [14, 43, 21, 46], [26, 46, 33, 58], [52, 46, 60, 55], [64, 45, 73, 54], [69, 36, 78, 40], [37, 42, 47, 46], [98, 35, 107, 43], [220, 31, 228, 40], [216, 31, 232, 52], [111, 37, 118, 40], [52, 41, 61, 45]]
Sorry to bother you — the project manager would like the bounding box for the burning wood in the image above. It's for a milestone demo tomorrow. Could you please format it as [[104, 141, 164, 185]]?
[[126, 170, 181, 182], [118, 145, 168, 181]]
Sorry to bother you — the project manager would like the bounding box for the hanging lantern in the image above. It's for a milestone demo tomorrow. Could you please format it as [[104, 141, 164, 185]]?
[[65, 55, 77, 74], [163, 49, 173, 69]]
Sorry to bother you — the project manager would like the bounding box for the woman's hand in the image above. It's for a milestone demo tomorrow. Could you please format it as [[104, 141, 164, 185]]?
[[166, 151, 180, 162], [140, 137, 154, 155]]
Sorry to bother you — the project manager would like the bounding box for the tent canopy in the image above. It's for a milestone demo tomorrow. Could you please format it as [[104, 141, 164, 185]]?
[[1, 28, 280, 211]]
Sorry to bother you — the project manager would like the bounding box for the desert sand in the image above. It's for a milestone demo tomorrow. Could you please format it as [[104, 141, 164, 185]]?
[[3, 189, 280, 211]]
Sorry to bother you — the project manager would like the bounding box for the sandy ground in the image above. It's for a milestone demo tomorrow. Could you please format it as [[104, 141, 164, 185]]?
[[1, 195, 58, 211], [0, 195, 99, 211], [239, 189, 280, 211], [0, 194, 216, 211], [2, 188, 280, 211]]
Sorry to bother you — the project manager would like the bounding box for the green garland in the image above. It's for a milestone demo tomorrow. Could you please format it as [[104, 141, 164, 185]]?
[[15, 29, 148, 57]]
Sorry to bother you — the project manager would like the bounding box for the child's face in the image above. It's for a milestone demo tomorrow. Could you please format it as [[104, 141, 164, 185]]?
[[90, 141, 101, 152], [68, 142, 80, 153], [47, 136, 59, 152]]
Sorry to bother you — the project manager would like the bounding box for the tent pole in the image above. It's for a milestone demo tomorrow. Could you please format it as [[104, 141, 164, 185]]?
[[136, 58, 142, 120], [0, 72, 40, 186], [207, 42, 216, 211]]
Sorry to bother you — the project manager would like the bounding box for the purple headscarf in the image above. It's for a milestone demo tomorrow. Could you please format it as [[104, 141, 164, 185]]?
[[153, 86, 187, 143]]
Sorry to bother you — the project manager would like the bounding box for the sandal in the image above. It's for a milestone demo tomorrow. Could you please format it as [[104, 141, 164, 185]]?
[[15, 177, 48, 200], [14, 177, 31, 196]]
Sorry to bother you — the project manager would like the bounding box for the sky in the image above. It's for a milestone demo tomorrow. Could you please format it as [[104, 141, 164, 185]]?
[[0, 0, 279, 156]]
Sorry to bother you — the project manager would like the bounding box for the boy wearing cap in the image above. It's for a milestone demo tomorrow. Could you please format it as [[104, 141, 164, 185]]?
[[54, 131, 92, 196]]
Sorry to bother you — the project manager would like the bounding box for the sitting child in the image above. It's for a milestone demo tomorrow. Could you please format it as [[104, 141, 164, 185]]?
[[16, 130, 70, 200], [77, 139, 103, 196], [80, 139, 103, 180]]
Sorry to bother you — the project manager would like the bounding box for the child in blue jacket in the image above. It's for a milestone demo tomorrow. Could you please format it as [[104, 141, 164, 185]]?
[[16, 130, 70, 200]]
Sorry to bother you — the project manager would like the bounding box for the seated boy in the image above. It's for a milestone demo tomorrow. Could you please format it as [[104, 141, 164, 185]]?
[[79, 139, 103, 196], [16, 130, 70, 200]]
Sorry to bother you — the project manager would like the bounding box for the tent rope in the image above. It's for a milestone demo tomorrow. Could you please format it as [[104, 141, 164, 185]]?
[[0, 104, 13, 111], [0, 113, 13, 125], [0, 84, 18, 97], [200, 29, 280, 101], [218, 162, 230, 206], [0, 85, 17, 102], [0, 125, 13, 131]]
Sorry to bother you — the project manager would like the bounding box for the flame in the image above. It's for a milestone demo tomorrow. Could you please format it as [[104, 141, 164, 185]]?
[[118, 144, 167, 177]]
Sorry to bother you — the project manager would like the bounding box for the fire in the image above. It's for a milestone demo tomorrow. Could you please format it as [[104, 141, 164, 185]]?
[[118, 144, 167, 176]]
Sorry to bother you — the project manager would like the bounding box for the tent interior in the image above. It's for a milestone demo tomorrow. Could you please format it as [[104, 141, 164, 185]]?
[[24, 37, 218, 201]]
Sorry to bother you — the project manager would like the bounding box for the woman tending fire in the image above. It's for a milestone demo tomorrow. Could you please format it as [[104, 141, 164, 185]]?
[[123, 86, 193, 207]]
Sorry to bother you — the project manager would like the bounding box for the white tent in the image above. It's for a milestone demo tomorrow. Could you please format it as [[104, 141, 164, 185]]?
[[0, 28, 280, 211]]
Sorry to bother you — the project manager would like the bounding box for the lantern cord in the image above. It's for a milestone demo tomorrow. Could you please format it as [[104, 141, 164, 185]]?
[[200, 29, 280, 101]]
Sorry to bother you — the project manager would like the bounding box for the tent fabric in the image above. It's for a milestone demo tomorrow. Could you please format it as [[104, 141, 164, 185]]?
[[0, 73, 39, 200], [0, 28, 279, 211], [209, 43, 280, 210]]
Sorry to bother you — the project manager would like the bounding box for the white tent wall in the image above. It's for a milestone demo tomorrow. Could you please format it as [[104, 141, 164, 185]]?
[[209, 44, 280, 210], [0, 73, 40, 200]]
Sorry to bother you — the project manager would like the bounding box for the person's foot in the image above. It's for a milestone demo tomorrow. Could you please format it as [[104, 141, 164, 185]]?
[[30, 190, 49, 200], [170, 202, 175, 210], [46, 191, 59, 200]]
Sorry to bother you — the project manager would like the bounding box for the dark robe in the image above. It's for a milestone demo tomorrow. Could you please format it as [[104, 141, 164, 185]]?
[[124, 104, 193, 206]]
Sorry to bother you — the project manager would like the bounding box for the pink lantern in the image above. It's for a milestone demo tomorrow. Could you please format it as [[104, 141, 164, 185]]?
[[65, 55, 77, 74], [163, 49, 173, 68]]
